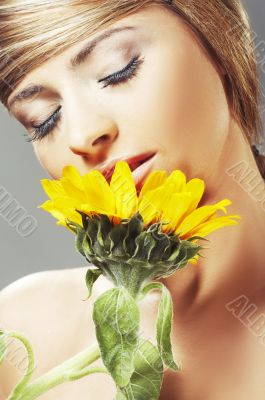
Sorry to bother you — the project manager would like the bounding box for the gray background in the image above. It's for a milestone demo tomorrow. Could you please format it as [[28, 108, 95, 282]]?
[[0, 0, 264, 290]]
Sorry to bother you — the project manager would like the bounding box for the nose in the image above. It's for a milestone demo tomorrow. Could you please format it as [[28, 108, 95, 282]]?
[[64, 98, 118, 157], [69, 130, 118, 157], [67, 119, 118, 157]]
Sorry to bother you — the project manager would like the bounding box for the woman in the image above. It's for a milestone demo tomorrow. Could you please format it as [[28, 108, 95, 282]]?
[[1, 1, 265, 399]]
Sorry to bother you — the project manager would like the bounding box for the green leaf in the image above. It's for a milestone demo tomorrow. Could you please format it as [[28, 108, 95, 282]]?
[[120, 338, 163, 400], [141, 282, 181, 371], [115, 392, 127, 400], [156, 285, 180, 371], [0, 330, 7, 364], [93, 287, 140, 387], [84, 268, 102, 300]]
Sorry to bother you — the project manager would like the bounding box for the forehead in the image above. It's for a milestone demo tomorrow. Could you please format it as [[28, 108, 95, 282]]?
[[7, 5, 187, 111], [8, 25, 139, 111]]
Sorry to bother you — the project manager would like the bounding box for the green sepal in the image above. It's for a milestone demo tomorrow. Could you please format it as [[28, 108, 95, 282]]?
[[93, 287, 140, 387], [83, 268, 102, 300], [131, 231, 157, 261], [67, 211, 204, 297], [123, 212, 144, 255], [187, 235, 210, 243], [75, 228, 87, 257], [106, 223, 129, 255], [65, 218, 83, 234]]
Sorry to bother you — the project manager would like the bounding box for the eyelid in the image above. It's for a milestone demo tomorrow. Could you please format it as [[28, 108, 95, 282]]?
[[26, 106, 62, 143], [32, 106, 61, 128], [99, 56, 136, 81]]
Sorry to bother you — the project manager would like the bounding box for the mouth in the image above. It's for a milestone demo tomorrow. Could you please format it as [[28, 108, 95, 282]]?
[[100, 151, 157, 193]]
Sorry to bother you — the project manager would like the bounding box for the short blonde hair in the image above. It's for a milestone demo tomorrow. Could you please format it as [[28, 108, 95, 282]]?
[[0, 0, 264, 178]]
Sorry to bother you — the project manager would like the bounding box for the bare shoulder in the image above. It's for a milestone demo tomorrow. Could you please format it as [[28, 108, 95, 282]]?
[[0, 266, 114, 342], [0, 266, 113, 327], [1, 266, 96, 303], [0, 267, 115, 399]]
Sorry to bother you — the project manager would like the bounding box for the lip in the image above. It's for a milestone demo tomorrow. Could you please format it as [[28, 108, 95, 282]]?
[[131, 153, 157, 193], [99, 151, 157, 186]]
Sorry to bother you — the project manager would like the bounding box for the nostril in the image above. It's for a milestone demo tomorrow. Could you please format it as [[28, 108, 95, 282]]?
[[70, 147, 88, 157], [92, 134, 110, 146]]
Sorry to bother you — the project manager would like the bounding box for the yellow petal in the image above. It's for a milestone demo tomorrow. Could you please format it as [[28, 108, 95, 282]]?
[[83, 170, 116, 214], [145, 171, 187, 219], [110, 160, 138, 219], [138, 186, 165, 225], [38, 199, 69, 221], [164, 170, 187, 193], [185, 178, 205, 212], [62, 209, 83, 226], [40, 179, 65, 200], [51, 196, 81, 209], [61, 177, 87, 202], [138, 180, 185, 226], [174, 178, 205, 227], [62, 165, 84, 189], [175, 199, 232, 237], [138, 171, 167, 201], [160, 192, 193, 234], [180, 214, 241, 240]]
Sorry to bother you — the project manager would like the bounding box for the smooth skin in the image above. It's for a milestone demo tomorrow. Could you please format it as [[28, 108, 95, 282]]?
[[1, 4, 265, 399]]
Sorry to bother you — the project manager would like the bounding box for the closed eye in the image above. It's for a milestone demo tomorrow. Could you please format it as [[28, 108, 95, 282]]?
[[25, 54, 145, 143], [98, 54, 145, 88]]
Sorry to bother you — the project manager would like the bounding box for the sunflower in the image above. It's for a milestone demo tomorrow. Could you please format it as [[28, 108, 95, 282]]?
[[38, 161, 240, 294]]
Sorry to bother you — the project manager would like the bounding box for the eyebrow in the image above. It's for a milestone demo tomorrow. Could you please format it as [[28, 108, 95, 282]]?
[[8, 25, 136, 110]]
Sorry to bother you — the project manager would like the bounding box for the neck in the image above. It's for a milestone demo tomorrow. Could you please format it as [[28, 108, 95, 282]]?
[[159, 118, 265, 315]]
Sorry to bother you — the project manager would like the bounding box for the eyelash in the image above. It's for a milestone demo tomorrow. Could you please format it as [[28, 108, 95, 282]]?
[[25, 54, 145, 143]]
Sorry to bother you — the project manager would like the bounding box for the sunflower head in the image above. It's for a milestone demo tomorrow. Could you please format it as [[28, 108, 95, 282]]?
[[66, 210, 206, 296], [38, 160, 240, 296]]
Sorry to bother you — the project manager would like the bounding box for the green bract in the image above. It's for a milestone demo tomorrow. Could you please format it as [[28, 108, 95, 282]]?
[[66, 211, 205, 298]]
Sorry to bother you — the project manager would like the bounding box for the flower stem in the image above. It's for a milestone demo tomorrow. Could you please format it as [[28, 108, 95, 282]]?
[[7, 342, 101, 400], [67, 365, 108, 381], [5, 331, 35, 399]]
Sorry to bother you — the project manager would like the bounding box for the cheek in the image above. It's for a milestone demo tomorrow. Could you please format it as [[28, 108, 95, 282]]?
[[129, 43, 230, 176], [33, 142, 71, 179], [167, 59, 229, 151]]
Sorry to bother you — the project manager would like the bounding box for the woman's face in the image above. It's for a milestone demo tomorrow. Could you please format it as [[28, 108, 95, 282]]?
[[7, 5, 229, 183]]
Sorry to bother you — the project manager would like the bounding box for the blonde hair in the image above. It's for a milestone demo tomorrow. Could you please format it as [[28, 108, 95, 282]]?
[[0, 0, 264, 178]]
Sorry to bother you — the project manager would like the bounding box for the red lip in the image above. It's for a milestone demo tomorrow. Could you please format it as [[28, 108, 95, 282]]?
[[99, 151, 157, 183]]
